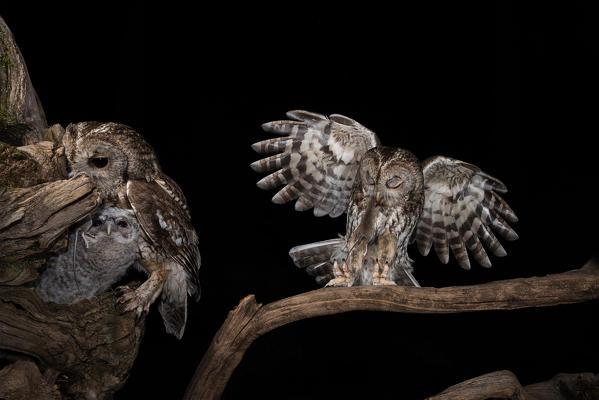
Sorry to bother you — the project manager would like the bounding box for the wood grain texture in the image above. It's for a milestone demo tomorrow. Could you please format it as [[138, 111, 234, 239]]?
[[0, 285, 145, 399], [184, 258, 599, 400], [0, 174, 99, 262], [0, 15, 47, 146], [427, 370, 599, 400]]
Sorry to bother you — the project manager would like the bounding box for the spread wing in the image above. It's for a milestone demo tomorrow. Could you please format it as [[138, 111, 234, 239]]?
[[126, 175, 201, 296], [251, 110, 380, 217], [414, 156, 518, 269]]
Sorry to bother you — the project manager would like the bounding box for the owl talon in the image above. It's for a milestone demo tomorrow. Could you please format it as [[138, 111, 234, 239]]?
[[326, 260, 353, 287], [373, 262, 396, 286]]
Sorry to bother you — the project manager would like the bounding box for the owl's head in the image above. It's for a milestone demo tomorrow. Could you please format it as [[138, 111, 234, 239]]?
[[357, 146, 424, 208], [63, 122, 160, 198], [81, 207, 140, 248]]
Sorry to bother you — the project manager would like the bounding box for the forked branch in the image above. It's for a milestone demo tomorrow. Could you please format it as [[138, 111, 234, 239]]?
[[184, 258, 599, 399]]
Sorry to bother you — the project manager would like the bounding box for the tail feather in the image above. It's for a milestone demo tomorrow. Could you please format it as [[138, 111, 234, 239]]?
[[289, 238, 344, 284]]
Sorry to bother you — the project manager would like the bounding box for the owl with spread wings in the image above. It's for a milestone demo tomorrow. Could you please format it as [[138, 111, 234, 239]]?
[[251, 111, 518, 287]]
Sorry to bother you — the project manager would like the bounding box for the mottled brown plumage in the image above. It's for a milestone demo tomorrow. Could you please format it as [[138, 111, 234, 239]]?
[[253, 111, 518, 286], [63, 122, 200, 338]]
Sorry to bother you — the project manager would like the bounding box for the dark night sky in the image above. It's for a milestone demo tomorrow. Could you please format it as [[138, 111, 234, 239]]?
[[1, 2, 597, 399]]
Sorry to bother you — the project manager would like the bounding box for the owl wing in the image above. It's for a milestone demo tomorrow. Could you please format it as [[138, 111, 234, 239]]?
[[126, 175, 201, 296], [414, 156, 518, 269], [251, 110, 380, 217]]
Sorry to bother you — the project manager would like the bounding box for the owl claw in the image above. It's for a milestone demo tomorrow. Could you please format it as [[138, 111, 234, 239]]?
[[373, 262, 396, 286], [116, 285, 152, 316], [326, 260, 353, 287]]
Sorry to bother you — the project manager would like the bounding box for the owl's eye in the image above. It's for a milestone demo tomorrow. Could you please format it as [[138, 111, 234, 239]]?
[[92, 219, 103, 227], [117, 220, 129, 228], [89, 157, 109, 168], [366, 172, 375, 185], [386, 176, 403, 188]]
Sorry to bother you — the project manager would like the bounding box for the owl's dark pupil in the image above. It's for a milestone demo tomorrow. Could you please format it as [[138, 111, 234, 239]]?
[[117, 221, 128, 228], [90, 157, 108, 168], [92, 219, 102, 227]]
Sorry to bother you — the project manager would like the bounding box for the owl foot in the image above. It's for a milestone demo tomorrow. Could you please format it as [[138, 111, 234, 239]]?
[[325, 260, 352, 287], [372, 262, 396, 286], [117, 281, 161, 316]]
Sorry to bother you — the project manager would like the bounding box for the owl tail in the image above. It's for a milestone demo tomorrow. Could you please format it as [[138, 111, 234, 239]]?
[[289, 238, 345, 285], [158, 269, 189, 339]]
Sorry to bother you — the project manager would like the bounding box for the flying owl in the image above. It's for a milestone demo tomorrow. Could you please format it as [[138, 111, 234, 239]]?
[[36, 207, 139, 304], [251, 110, 518, 287], [62, 122, 201, 339]]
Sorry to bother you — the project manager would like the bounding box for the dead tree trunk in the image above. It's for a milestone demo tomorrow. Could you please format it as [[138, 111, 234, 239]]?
[[0, 15, 145, 399]]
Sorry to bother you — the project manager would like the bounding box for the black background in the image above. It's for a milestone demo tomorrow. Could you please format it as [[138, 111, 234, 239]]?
[[1, 2, 597, 399]]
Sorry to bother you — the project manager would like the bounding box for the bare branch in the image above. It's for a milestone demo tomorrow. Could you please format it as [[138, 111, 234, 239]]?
[[184, 258, 599, 399], [427, 369, 599, 400], [426, 370, 531, 400]]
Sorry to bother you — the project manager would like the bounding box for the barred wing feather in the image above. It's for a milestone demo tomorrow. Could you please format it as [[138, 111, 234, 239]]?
[[415, 156, 518, 269], [251, 110, 379, 218]]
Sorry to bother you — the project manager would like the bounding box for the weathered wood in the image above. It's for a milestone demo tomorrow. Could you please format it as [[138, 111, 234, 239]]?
[[0, 286, 145, 399], [0, 174, 99, 262], [426, 370, 599, 400], [0, 15, 47, 146], [0, 360, 61, 400], [184, 258, 599, 400], [0, 15, 149, 399], [426, 370, 531, 400]]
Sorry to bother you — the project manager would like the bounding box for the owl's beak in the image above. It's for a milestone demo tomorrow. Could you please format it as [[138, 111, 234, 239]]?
[[106, 221, 113, 236], [375, 192, 381, 206]]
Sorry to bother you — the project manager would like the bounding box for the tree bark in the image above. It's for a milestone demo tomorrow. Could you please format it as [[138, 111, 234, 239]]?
[[184, 258, 599, 400], [0, 15, 47, 146]]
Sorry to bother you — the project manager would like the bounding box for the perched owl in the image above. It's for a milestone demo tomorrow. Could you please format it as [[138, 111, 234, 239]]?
[[62, 122, 201, 339], [35, 207, 139, 304], [251, 110, 518, 287]]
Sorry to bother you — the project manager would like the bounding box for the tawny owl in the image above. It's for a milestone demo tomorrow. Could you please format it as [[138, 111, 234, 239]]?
[[62, 122, 200, 339], [251, 110, 518, 287], [36, 207, 139, 304]]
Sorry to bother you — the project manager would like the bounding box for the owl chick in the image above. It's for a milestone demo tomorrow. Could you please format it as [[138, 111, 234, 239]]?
[[251, 111, 519, 287], [62, 122, 201, 339], [35, 207, 139, 304]]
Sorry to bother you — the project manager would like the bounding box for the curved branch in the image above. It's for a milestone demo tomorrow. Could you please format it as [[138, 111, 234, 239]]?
[[184, 258, 599, 399], [426, 369, 599, 400]]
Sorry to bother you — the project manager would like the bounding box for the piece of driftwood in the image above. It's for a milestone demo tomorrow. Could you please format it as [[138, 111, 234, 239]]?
[[184, 258, 599, 399], [426, 369, 599, 400], [1, 14, 147, 399]]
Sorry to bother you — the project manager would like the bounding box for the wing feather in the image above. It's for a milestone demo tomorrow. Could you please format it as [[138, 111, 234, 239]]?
[[251, 110, 379, 217], [416, 156, 518, 269], [127, 176, 201, 296]]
